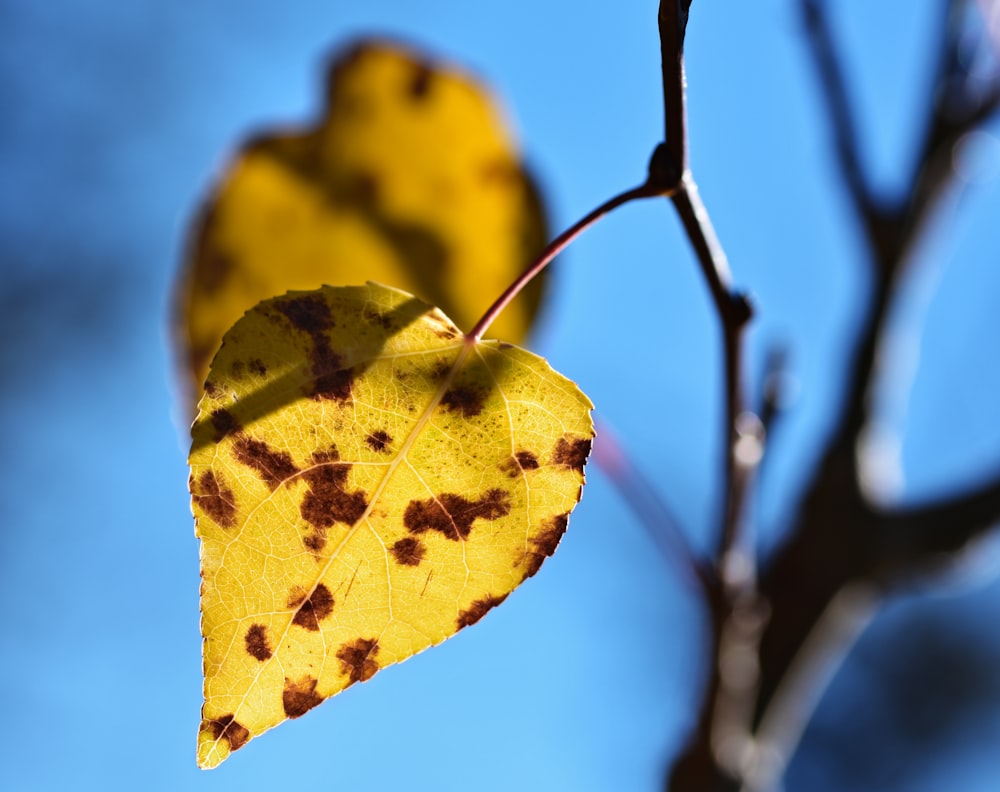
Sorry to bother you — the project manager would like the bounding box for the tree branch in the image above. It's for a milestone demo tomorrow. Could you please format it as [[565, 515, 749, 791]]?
[[755, 0, 1000, 759], [656, 4, 765, 791], [652, 56, 756, 585], [658, 0, 693, 173], [747, 583, 879, 792], [875, 470, 1000, 576], [669, 180, 754, 571], [757, 345, 792, 445], [668, 3, 1000, 790], [801, 0, 876, 230], [894, 0, 1000, 270]]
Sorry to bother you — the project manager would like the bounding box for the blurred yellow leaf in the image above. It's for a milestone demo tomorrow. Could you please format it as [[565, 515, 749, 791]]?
[[176, 40, 548, 407], [190, 282, 592, 768]]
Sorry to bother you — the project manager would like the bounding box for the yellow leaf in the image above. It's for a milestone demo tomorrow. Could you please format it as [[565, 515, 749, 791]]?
[[190, 282, 593, 768], [175, 40, 548, 407]]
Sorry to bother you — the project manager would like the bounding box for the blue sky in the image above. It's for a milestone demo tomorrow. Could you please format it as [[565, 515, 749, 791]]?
[[3, 1, 1000, 790]]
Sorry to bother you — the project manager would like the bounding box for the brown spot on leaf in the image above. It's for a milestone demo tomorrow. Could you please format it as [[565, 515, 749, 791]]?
[[390, 536, 426, 566], [282, 676, 323, 718], [210, 408, 242, 441], [430, 360, 452, 381], [244, 623, 272, 661], [248, 358, 267, 376], [347, 171, 380, 208], [291, 583, 335, 631], [534, 513, 569, 556], [551, 435, 593, 472], [480, 158, 519, 186], [364, 307, 395, 329], [193, 471, 237, 529], [404, 488, 511, 541], [311, 352, 355, 402], [457, 594, 508, 629], [523, 513, 570, 578], [303, 529, 328, 553], [232, 435, 300, 490], [408, 62, 433, 100], [300, 448, 369, 534], [337, 638, 380, 684], [365, 430, 392, 453], [230, 358, 267, 380], [441, 384, 488, 418], [277, 295, 334, 334], [199, 250, 233, 295], [275, 295, 356, 402], [202, 714, 250, 752], [500, 450, 540, 477], [433, 325, 459, 340], [515, 450, 540, 470], [230, 360, 247, 379]]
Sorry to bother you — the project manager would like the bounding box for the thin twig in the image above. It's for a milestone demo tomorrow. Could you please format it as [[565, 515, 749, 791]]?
[[895, 0, 1000, 270], [801, 0, 874, 225], [758, 345, 791, 443]]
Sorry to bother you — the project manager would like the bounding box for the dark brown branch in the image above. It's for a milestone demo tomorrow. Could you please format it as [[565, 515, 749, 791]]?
[[654, 0, 757, 578], [802, 0, 1000, 276], [893, 0, 1000, 270], [658, 0, 693, 173], [755, 0, 1000, 766], [669, 3, 1000, 790], [805, 0, 1000, 449], [748, 582, 880, 791], [661, 169, 755, 580], [875, 471, 1000, 576], [656, 3, 764, 791]]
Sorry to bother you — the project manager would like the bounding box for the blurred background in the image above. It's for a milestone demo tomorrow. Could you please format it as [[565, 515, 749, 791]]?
[[4, 0, 1000, 789]]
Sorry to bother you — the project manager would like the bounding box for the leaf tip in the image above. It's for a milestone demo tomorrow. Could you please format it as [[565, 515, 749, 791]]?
[[197, 713, 250, 769]]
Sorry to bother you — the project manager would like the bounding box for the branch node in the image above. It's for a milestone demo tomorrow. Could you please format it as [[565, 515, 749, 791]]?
[[647, 142, 685, 193], [730, 291, 754, 327]]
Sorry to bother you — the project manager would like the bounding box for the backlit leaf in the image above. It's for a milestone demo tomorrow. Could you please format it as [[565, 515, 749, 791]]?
[[176, 40, 548, 407], [190, 282, 593, 768]]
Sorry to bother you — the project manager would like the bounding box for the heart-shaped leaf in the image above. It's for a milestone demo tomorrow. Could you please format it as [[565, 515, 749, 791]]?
[[190, 282, 592, 768]]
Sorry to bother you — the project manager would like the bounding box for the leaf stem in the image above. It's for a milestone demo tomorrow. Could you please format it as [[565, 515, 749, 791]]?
[[592, 417, 714, 594], [467, 182, 666, 342]]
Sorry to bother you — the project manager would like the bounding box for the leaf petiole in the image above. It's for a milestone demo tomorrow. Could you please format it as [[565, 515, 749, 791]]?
[[467, 181, 670, 342]]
